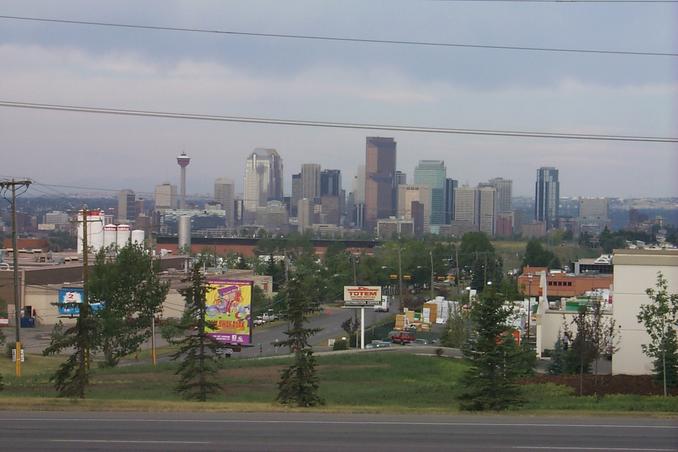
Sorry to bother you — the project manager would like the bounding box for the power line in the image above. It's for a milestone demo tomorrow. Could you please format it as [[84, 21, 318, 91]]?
[[0, 15, 675, 57], [1, 100, 676, 143], [432, 0, 678, 3]]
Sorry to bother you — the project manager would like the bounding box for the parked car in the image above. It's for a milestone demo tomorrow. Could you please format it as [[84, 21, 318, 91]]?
[[366, 340, 391, 349], [388, 330, 416, 345]]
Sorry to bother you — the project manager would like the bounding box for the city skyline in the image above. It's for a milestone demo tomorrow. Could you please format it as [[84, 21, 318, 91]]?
[[1, 1, 675, 199]]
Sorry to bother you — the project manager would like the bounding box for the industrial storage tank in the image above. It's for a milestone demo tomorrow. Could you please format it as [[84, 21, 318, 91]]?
[[131, 229, 145, 247], [77, 209, 105, 254], [116, 224, 131, 249], [178, 215, 191, 251], [103, 224, 117, 250]]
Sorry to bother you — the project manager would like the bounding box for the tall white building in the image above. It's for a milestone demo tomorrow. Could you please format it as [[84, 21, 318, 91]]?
[[478, 185, 497, 236], [454, 185, 477, 225], [301, 163, 321, 199], [243, 148, 283, 222], [214, 178, 235, 226], [298, 198, 313, 233], [154, 183, 177, 210], [488, 177, 512, 213], [352, 165, 365, 204]]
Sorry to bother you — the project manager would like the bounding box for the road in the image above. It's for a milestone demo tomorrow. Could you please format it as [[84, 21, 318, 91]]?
[[17, 304, 396, 359], [0, 411, 675, 451], [241, 305, 392, 357]]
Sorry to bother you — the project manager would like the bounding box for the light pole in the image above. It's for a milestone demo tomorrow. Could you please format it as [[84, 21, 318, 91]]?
[[351, 254, 358, 285], [398, 247, 404, 312], [526, 275, 533, 345], [429, 250, 434, 300]]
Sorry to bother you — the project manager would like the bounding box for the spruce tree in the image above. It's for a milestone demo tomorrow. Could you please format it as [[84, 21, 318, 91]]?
[[458, 288, 523, 411], [171, 262, 222, 401], [548, 339, 566, 375], [275, 269, 324, 407], [43, 304, 97, 398]]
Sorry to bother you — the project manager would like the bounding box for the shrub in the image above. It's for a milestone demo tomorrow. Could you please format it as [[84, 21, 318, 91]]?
[[332, 339, 348, 351]]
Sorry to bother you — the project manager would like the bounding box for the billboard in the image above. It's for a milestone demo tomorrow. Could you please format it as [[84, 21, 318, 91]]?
[[205, 279, 253, 346], [343, 286, 382, 307], [57, 288, 103, 317]]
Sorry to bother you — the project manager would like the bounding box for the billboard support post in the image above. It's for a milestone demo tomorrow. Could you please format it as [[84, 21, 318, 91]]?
[[360, 307, 365, 350]]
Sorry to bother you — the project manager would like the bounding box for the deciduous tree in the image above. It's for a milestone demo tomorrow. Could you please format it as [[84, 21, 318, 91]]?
[[638, 272, 678, 396], [89, 244, 169, 367]]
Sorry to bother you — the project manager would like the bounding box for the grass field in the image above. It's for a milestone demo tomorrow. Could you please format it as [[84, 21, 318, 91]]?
[[493, 240, 600, 272], [1, 351, 676, 414]]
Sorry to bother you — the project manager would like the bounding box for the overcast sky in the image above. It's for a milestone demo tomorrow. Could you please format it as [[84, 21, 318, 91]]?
[[1, 0, 676, 199]]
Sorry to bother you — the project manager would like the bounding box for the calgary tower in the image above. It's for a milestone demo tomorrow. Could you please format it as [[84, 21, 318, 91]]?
[[177, 152, 191, 209]]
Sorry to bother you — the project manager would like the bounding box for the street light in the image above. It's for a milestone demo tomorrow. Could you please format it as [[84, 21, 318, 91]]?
[[526, 274, 534, 345]]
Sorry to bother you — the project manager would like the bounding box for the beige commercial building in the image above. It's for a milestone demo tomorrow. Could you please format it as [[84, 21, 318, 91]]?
[[612, 249, 678, 375], [397, 184, 431, 232]]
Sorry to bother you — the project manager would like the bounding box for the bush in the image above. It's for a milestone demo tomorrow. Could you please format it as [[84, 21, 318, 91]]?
[[159, 318, 184, 344], [332, 339, 348, 351]]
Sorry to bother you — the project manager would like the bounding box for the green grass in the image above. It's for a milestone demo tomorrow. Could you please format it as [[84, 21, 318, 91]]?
[[493, 240, 600, 272], [1, 352, 676, 414]]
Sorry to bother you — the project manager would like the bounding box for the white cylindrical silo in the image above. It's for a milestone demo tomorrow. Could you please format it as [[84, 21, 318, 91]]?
[[77, 209, 105, 254], [131, 229, 145, 247], [116, 224, 131, 249], [103, 224, 117, 250], [178, 215, 191, 252]]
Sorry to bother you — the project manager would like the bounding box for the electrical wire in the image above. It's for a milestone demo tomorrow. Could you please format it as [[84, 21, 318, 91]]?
[[1, 100, 675, 143], [0, 15, 675, 57], [432, 0, 677, 3]]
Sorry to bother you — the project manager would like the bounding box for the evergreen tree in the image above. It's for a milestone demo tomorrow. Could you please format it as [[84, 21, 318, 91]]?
[[515, 341, 538, 377], [458, 289, 523, 411], [43, 304, 97, 398], [275, 269, 324, 407], [171, 262, 222, 401], [89, 244, 169, 367], [547, 339, 566, 375], [638, 273, 678, 395]]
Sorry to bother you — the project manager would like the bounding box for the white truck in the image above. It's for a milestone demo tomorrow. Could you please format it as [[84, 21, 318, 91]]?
[[373, 296, 390, 312]]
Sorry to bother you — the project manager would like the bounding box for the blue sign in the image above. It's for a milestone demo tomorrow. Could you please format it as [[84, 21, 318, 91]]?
[[57, 288, 103, 316]]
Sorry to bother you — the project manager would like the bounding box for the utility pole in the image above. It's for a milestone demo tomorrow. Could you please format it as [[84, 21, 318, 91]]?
[[455, 245, 460, 295], [429, 250, 434, 300], [0, 178, 31, 377], [398, 247, 404, 312], [82, 205, 90, 370]]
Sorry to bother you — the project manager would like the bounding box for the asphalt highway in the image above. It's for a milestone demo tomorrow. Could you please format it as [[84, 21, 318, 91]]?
[[0, 411, 675, 451]]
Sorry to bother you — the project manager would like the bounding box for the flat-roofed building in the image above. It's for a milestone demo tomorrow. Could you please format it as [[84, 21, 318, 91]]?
[[612, 249, 678, 375]]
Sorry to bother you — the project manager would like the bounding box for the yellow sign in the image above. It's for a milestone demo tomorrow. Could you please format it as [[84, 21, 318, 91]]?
[[206, 279, 252, 345]]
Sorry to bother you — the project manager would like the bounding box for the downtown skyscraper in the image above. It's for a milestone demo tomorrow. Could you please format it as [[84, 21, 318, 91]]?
[[535, 167, 560, 230], [364, 137, 396, 231], [414, 160, 447, 227], [243, 148, 283, 222]]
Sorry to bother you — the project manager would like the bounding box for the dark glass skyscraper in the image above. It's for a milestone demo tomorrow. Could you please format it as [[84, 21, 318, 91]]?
[[535, 167, 560, 230], [364, 137, 396, 231], [320, 169, 341, 197]]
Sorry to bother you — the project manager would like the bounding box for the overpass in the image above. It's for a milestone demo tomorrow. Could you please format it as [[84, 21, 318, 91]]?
[[155, 236, 380, 257]]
